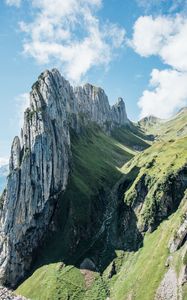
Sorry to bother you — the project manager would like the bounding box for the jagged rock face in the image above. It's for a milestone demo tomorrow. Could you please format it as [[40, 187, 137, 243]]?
[[75, 84, 129, 129], [0, 69, 71, 286], [128, 168, 187, 233], [74, 84, 111, 126], [9, 137, 21, 172], [0, 69, 129, 287], [169, 206, 187, 253], [111, 97, 128, 126]]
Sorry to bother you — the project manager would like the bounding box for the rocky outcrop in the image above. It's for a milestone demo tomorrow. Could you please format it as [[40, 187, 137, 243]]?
[[0, 69, 72, 286], [74, 84, 111, 126], [124, 168, 187, 233], [9, 137, 21, 172], [74, 84, 129, 130], [0, 69, 129, 287], [111, 97, 128, 126], [155, 268, 178, 300], [0, 286, 29, 300], [138, 115, 162, 128], [169, 212, 187, 253]]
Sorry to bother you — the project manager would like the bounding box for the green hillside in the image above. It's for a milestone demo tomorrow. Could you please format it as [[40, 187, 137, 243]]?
[[16, 111, 187, 300], [138, 107, 187, 141], [108, 192, 187, 300]]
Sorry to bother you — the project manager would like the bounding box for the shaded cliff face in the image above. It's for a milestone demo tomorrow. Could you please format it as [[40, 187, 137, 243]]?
[[0, 69, 72, 286], [0, 69, 129, 287]]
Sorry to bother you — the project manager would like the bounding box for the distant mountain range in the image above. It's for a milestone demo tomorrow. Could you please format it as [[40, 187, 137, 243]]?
[[0, 164, 8, 193]]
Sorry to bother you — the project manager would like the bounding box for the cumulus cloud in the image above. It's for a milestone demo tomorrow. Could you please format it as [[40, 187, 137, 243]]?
[[130, 15, 187, 118], [5, 0, 21, 7], [14, 0, 125, 82], [138, 69, 187, 119], [130, 15, 187, 71]]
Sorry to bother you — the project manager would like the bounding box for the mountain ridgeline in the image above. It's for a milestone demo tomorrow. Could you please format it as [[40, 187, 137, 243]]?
[[0, 69, 187, 300], [0, 69, 129, 286]]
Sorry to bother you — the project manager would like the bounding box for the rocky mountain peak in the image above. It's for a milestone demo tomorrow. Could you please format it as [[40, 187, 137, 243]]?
[[9, 136, 21, 172], [0, 69, 129, 287], [111, 97, 128, 125], [138, 115, 162, 128]]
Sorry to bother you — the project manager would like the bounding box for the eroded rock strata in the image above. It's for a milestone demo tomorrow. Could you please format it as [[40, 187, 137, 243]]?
[[0, 69, 129, 286]]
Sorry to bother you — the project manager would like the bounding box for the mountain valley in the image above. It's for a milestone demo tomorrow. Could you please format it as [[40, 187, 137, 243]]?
[[0, 69, 186, 300]]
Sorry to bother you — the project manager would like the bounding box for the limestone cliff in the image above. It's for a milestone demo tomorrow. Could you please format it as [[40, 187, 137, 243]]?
[[0, 69, 129, 286]]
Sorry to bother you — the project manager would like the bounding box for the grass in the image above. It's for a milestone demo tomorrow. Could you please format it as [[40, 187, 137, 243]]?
[[16, 264, 86, 300], [16, 195, 187, 300], [16, 124, 145, 300], [37, 126, 136, 262], [121, 136, 187, 230], [15, 120, 187, 300], [108, 196, 187, 300], [139, 107, 187, 141], [111, 124, 151, 150]]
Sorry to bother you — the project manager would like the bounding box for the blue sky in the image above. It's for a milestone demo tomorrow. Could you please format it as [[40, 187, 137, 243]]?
[[0, 0, 187, 164]]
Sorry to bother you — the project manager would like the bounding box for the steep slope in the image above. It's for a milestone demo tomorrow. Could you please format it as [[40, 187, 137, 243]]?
[[138, 107, 187, 140], [0, 69, 146, 289], [16, 115, 187, 299], [1, 69, 187, 300], [15, 125, 143, 300], [108, 192, 187, 300], [17, 109, 187, 300], [106, 114, 187, 299], [0, 70, 72, 286], [105, 109, 187, 298], [121, 136, 187, 232]]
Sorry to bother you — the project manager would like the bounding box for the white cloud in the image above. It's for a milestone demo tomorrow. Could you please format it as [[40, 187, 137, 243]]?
[[15, 0, 125, 82], [5, 0, 21, 7], [138, 69, 187, 119], [15, 93, 30, 128], [130, 15, 187, 72], [130, 15, 187, 118]]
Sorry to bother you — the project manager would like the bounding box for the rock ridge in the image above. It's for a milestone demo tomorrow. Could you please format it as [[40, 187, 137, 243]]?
[[0, 68, 129, 287]]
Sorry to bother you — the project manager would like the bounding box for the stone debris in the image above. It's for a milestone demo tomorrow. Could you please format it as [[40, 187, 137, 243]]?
[[0, 286, 29, 300], [155, 268, 178, 300]]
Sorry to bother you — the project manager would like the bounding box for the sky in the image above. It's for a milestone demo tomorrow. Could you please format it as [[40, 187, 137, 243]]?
[[0, 0, 187, 165]]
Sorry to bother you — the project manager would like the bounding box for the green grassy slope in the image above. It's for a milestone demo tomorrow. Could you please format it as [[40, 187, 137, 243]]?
[[16, 124, 150, 300], [106, 121, 187, 299], [138, 107, 187, 141], [121, 136, 187, 231], [111, 125, 151, 150], [16, 116, 187, 300], [107, 192, 187, 300]]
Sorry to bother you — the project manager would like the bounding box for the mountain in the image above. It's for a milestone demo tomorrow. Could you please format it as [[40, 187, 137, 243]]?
[[0, 69, 133, 287], [0, 69, 187, 300], [138, 108, 187, 140]]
